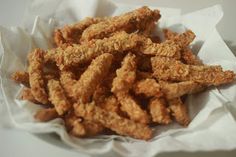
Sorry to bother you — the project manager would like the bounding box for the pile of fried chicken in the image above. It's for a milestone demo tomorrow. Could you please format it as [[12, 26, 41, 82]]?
[[11, 6, 235, 140]]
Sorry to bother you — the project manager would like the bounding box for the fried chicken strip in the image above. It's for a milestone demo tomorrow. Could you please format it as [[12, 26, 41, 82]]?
[[159, 81, 205, 99], [74, 102, 153, 140], [149, 98, 172, 124], [168, 98, 190, 126], [116, 92, 150, 124], [45, 31, 140, 70], [80, 6, 161, 42], [47, 79, 71, 115], [60, 71, 77, 100], [151, 57, 236, 85], [73, 53, 113, 103], [112, 53, 137, 93], [133, 78, 163, 97], [20, 87, 38, 104], [112, 53, 150, 124], [11, 71, 29, 86], [65, 112, 104, 137], [163, 29, 202, 65], [34, 108, 59, 122], [28, 49, 48, 104], [54, 17, 104, 46], [133, 79, 203, 99], [11, 71, 58, 88], [139, 30, 195, 59]]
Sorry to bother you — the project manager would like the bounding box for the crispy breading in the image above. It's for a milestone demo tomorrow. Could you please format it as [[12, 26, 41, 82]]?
[[45, 31, 140, 70], [74, 102, 153, 140], [163, 29, 178, 40], [54, 17, 104, 46], [116, 92, 150, 124], [181, 47, 203, 65], [112, 53, 137, 93], [151, 57, 236, 85], [111, 53, 150, 124], [98, 95, 121, 113], [172, 30, 195, 48], [93, 84, 110, 104], [28, 49, 48, 104], [65, 112, 104, 137], [11, 71, 29, 86], [163, 29, 202, 65], [168, 98, 190, 126], [20, 88, 39, 104], [47, 79, 71, 115], [149, 98, 172, 124], [73, 53, 113, 103], [60, 71, 77, 100], [11, 71, 58, 88], [133, 79, 163, 97], [159, 81, 205, 99], [80, 6, 161, 42], [34, 108, 59, 122], [141, 39, 181, 59]]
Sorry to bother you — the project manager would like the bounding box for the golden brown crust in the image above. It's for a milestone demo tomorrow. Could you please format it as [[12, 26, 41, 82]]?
[[54, 17, 104, 46], [80, 6, 161, 42], [47, 79, 71, 115], [133, 79, 163, 97], [60, 71, 77, 100], [34, 108, 59, 122], [28, 49, 48, 104], [149, 98, 172, 124], [72, 53, 113, 103], [11, 71, 29, 86], [65, 112, 104, 137], [168, 98, 190, 126], [74, 102, 153, 140], [116, 92, 150, 124], [112, 53, 137, 93], [159, 81, 205, 99], [151, 57, 236, 85], [163, 29, 202, 65], [20, 88, 39, 104], [45, 31, 140, 70]]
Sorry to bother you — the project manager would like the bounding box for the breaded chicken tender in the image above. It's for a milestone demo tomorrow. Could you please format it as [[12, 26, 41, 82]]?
[[112, 53, 137, 93], [159, 81, 205, 99], [45, 31, 140, 70], [149, 98, 172, 124], [163, 29, 202, 65], [168, 98, 190, 126], [47, 79, 71, 115], [11, 71, 29, 86], [116, 92, 150, 124], [65, 112, 104, 137], [34, 108, 59, 122], [54, 17, 104, 46], [60, 71, 77, 100], [73, 53, 113, 103], [20, 87, 38, 104], [80, 6, 161, 42], [74, 102, 153, 140], [133, 79, 163, 97], [28, 49, 48, 104], [151, 57, 236, 85], [112, 53, 150, 124]]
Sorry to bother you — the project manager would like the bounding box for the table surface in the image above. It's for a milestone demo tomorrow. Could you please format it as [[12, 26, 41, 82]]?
[[0, 0, 236, 157]]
